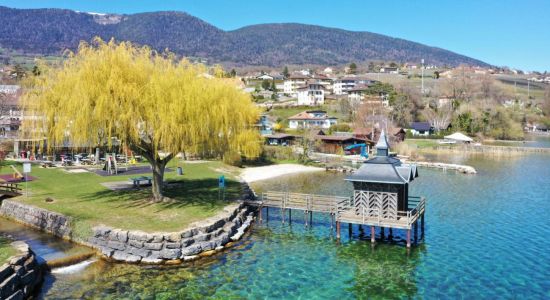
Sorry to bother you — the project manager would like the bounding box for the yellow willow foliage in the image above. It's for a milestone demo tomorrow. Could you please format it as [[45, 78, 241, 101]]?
[[21, 39, 262, 159]]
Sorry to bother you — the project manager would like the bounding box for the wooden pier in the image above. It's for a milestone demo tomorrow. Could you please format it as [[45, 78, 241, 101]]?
[[258, 191, 425, 248]]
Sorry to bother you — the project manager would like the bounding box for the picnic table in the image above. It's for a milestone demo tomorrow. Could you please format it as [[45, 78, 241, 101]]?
[[129, 176, 153, 187]]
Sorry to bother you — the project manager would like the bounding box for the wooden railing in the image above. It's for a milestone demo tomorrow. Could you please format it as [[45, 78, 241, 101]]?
[[0, 182, 22, 195], [262, 191, 350, 214]]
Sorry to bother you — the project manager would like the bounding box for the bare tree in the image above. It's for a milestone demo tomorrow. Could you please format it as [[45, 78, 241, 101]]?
[[423, 103, 453, 132]]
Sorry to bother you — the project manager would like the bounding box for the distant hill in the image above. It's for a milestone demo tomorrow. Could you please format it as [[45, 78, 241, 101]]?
[[0, 6, 489, 67]]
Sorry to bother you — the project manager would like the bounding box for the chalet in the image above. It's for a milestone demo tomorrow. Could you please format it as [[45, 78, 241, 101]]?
[[296, 82, 325, 106], [409, 122, 434, 136], [347, 85, 371, 103], [288, 111, 337, 129], [315, 131, 370, 154], [283, 74, 309, 96], [265, 133, 296, 146]]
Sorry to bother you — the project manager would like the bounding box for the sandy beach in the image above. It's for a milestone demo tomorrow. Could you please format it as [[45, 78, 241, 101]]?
[[240, 164, 324, 183]]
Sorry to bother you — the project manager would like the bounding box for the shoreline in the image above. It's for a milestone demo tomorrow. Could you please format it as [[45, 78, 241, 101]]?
[[240, 164, 324, 183]]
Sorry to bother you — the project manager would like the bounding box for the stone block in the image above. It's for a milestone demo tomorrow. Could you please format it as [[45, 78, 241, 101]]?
[[112, 251, 141, 263], [183, 255, 199, 261], [107, 241, 126, 251], [164, 242, 180, 249], [159, 248, 181, 260], [181, 238, 194, 247], [128, 240, 144, 248], [116, 230, 129, 243], [149, 234, 164, 243], [143, 242, 163, 251], [127, 246, 150, 258], [165, 232, 183, 242], [128, 231, 149, 242], [93, 226, 111, 237], [99, 247, 114, 258]]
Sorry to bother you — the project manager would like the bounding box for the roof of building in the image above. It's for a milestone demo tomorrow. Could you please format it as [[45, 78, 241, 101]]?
[[264, 133, 295, 139], [288, 74, 310, 80], [410, 122, 432, 131], [288, 111, 335, 120], [346, 130, 418, 184]]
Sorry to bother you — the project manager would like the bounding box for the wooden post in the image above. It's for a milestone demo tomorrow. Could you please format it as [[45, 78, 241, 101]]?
[[389, 228, 393, 240], [336, 221, 341, 239], [348, 223, 352, 238], [289, 209, 292, 224], [309, 211, 313, 227], [380, 227, 385, 240], [406, 229, 411, 248], [414, 222, 418, 243], [282, 208, 285, 224], [304, 210, 308, 227], [259, 206, 263, 223], [370, 226, 375, 243], [421, 213, 425, 234], [266, 206, 269, 223]]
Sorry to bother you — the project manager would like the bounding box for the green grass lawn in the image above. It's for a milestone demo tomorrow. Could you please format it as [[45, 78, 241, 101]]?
[[0, 236, 15, 263], [1, 160, 242, 239]]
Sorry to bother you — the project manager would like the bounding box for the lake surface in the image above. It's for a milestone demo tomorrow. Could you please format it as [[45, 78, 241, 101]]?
[[2, 152, 550, 299]]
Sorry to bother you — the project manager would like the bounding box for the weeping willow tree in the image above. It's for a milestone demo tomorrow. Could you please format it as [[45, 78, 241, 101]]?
[[22, 38, 261, 201]]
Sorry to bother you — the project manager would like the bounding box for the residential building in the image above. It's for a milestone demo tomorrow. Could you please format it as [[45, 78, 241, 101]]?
[[380, 66, 399, 74], [409, 122, 434, 136], [347, 85, 371, 103], [256, 114, 275, 135], [315, 131, 369, 154], [283, 74, 309, 96], [297, 82, 325, 106], [333, 77, 376, 95], [288, 110, 337, 129]]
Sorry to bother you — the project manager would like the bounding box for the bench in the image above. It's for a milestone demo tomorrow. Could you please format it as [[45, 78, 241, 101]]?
[[129, 176, 153, 187]]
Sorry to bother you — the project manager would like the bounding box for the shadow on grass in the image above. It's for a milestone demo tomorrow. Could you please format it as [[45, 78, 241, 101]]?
[[76, 178, 241, 212]]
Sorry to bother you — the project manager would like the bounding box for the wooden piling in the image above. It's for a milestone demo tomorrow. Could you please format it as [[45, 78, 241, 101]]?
[[336, 221, 341, 239], [406, 229, 411, 248], [414, 222, 418, 243], [380, 227, 385, 240], [389, 228, 393, 239], [289, 209, 292, 224], [309, 211, 313, 226], [370, 226, 375, 243], [259, 206, 263, 223], [348, 223, 352, 238]]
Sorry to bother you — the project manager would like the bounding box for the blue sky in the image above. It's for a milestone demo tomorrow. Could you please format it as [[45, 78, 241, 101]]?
[[1, 0, 549, 71]]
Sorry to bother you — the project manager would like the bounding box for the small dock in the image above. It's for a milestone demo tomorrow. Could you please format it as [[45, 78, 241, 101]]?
[[258, 191, 425, 248]]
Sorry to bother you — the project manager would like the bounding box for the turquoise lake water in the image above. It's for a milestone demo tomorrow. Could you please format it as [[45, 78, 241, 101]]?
[[2, 151, 550, 299]]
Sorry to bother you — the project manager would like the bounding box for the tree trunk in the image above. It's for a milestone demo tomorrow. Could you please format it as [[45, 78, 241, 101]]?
[[150, 159, 166, 202]]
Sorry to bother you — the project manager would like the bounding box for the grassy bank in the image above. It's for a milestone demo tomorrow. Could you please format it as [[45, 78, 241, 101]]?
[[0, 236, 15, 262], [1, 160, 242, 239]]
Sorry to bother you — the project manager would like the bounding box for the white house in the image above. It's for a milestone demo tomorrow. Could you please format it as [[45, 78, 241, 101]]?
[[288, 110, 337, 129], [283, 74, 309, 96], [256, 74, 274, 81], [347, 85, 370, 104], [297, 82, 325, 106], [380, 66, 399, 74], [333, 77, 376, 95]]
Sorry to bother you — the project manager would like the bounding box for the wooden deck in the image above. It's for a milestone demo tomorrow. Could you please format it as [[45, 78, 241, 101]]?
[[260, 191, 425, 230]]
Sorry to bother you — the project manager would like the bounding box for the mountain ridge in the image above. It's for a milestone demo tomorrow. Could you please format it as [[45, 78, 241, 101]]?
[[0, 6, 490, 67]]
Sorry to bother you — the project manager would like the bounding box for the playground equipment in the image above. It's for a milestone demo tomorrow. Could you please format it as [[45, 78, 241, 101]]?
[[103, 154, 119, 175], [344, 143, 369, 159], [10, 165, 23, 180]]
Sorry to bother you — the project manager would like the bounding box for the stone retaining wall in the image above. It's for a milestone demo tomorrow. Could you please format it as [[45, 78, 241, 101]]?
[[0, 241, 44, 300], [0, 200, 72, 239], [88, 202, 255, 263]]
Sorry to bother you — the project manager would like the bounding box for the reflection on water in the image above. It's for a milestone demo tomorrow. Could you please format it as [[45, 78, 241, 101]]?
[[3, 151, 550, 298], [0, 218, 91, 261]]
